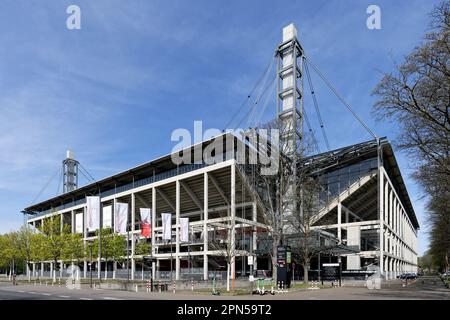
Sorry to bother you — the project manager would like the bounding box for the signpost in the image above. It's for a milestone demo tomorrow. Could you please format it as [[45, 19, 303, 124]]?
[[276, 246, 292, 289], [322, 263, 341, 286]]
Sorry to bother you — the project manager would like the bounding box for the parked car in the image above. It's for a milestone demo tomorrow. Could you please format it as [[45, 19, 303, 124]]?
[[397, 273, 417, 280]]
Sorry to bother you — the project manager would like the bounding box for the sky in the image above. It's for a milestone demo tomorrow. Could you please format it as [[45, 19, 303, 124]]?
[[0, 0, 440, 255]]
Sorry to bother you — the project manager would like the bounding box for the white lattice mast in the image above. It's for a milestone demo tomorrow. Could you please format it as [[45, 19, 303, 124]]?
[[276, 23, 304, 231], [63, 149, 79, 193]]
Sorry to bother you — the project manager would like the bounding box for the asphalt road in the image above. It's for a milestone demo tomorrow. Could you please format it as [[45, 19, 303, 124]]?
[[0, 275, 448, 300]]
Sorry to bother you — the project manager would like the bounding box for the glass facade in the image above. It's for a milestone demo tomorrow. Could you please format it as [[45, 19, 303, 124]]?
[[318, 157, 378, 204]]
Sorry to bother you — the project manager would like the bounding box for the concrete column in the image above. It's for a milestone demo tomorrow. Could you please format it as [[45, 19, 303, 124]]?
[[384, 182, 389, 223], [231, 164, 236, 280], [83, 259, 87, 278], [131, 193, 136, 280], [41, 262, 44, 277], [390, 258, 394, 279], [97, 200, 102, 279], [378, 168, 384, 274], [203, 173, 209, 281], [175, 180, 181, 281], [389, 188, 393, 228], [71, 210, 75, 234], [60, 213, 64, 233], [252, 201, 258, 272], [131, 258, 135, 281], [337, 202, 342, 243], [32, 263, 36, 277], [151, 187, 156, 280], [50, 262, 53, 280]]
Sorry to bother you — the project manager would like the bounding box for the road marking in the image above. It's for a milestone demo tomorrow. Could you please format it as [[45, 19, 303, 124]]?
[[40, 293, 52, 296], [79, 297, 93, 300], [27, 291, 38, 294], [18, 290, 25, 293], [103, 297, 120, 300], [58, 295, 70, 298]]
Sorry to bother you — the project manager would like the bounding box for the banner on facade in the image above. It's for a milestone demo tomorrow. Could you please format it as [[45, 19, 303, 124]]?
[[103, 205, 112, 229], [140, 208, 151, 238], [140, 208, 151, 223], [114, 202, 128, 234], [180, 217, 189, 242], [86, 196, 100, 231], [161, 213, 172, 241], [75, 212, 83, 234]]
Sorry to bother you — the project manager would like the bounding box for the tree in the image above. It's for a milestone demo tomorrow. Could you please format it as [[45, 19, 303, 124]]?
[[372, 1, 450, 272], [40, 214, 69, 282], [285, 176, 337, 284], [135, 238, 151, 280], [30, 233, 49, 278], [17, 226, 36, 281], [109, 232, 126, 280], [61, 232, 85, 279], [418, 251, 434, 273], [240, 119, 332, 285], [209, 223, 239, 292], [0, 232, 22, 278], [92, 228, 126, 280]]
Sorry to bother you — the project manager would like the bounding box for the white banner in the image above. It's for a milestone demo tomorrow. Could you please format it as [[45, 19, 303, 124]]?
[[161, 213, 172, 241], [139, 208, 151, 224], [86, 196, 100, 231], [180, 217, 189, 242], [103, 205, 112, 229], [75, 212, 83, 234], [114, 202, 128, 234]]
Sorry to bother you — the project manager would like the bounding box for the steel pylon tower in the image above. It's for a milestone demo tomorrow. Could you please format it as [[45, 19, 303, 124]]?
[[276, 23, 304, 230], [63, 150, 79, 193]]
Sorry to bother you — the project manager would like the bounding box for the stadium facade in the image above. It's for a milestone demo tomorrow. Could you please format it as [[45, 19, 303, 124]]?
[[22, 133, 419, 281], [22, 24, 419, 283]]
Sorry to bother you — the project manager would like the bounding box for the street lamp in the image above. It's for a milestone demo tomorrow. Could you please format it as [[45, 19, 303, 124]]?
[[89, 241, 93, 288], [127, 222, 131, 286]]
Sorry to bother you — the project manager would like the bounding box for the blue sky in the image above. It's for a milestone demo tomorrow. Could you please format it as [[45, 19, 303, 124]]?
[[0, 0, 439, 255]]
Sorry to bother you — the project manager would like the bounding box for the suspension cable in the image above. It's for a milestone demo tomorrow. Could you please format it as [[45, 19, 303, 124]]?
[[56, 166, 63, 195], [79, 162, 95, 182], [236, 75, 276, 130], [223, 55, 276, 131], [304, 57, 378, 140], [303, 109, 321, 154], [303, 58, 330, 151], [29, 167, 61, 205], [250, 76, 277, 128]]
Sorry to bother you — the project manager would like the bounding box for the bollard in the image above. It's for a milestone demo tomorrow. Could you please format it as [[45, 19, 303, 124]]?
[[58, 278, 61, 287], [281, 281, 284, 292], [135, 285, 138, 293], [191, 279, 194, 291], [172, 281, 176, 294]]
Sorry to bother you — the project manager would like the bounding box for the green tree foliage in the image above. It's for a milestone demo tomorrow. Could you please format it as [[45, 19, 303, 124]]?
[[62, 232, 85, 264], [92, 228, 126, 279], [39, 214, 70, 281], [30, 233, 49, 265], [135, 238, 151, 257]]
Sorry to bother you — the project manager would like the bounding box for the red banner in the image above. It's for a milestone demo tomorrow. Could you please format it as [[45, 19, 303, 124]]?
[[141, 223, 151, 238]]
